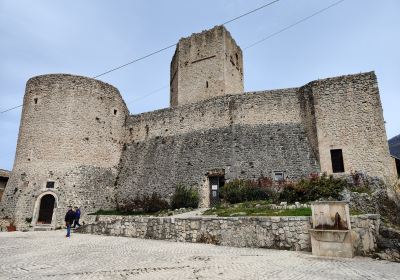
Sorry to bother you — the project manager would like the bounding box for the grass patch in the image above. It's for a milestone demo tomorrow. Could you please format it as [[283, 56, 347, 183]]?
[[203, 204, 311, 217]]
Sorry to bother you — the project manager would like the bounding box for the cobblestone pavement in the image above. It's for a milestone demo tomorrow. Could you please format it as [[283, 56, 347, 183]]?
[[0, 231, 399, 280]]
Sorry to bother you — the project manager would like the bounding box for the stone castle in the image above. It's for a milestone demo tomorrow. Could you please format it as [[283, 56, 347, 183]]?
[[0, 26, 397, 230]]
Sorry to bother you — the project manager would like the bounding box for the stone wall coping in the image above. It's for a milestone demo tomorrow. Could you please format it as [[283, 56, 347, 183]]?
[[92, 214, 378, 224], [96, 215, 311, 222]]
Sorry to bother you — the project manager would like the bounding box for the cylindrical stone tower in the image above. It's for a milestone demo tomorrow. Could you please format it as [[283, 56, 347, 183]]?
[[0, 74, 128, 230]]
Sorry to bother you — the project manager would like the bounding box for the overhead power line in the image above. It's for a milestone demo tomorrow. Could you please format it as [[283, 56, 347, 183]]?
[[99, 0, 346, 107], [244, 0, 345, 50], [222, 0, 280, 25], [92, 0, 280, 79], [0, 0, 280, 114], [0, 104, 23, 114], [125, 85, 169, 105], [92, 44, 177, 79], [0, 0, 346, 114]]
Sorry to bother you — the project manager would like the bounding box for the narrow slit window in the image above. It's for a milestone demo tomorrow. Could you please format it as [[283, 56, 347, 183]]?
[[34, 98, 38, 104], [330, 149, 345, 173], [113, 109, 117, 115], [206, 81, 209, 88], [46, 181, 55, 189]]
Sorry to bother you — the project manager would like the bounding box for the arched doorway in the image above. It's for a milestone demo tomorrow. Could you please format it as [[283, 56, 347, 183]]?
[[37, 194, 55, 224]]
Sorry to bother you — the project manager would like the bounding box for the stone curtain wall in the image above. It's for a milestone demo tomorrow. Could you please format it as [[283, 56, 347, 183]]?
[[118, 88, 319, 205], [79, 214, 379, 256], [128, 88, 301, 143], [117, 124, 319, 205], [119, 72, 396, 205]]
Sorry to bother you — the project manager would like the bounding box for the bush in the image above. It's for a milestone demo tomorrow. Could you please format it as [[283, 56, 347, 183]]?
[[279, 173, 349, 203], [277, 183, 302, 203], [143, 193, 170, 213], [119, 192, 169, 213], [220, 179, 247, 204], [220, 179, 269, 204], [171, 184, 199, 209]]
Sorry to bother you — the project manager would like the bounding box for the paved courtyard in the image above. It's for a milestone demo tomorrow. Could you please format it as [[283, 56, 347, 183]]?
[[0, 231, 399, 280]]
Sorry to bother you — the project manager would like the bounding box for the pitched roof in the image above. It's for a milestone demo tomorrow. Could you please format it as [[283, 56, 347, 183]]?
[[0, 169, 11, 178]]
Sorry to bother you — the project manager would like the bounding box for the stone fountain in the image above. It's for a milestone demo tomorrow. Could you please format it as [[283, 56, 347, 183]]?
[[309, 201, 353, 258]]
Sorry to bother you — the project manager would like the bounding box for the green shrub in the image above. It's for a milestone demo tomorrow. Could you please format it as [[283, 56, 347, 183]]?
[[119, 192, 169, 213], [143, 193, 170, 213], [171, 184, 199, 209], [279, 173, 349, 203], [278, 183, 303, 203], [220, 179, 269, 204], [220, 179, 246, 204]]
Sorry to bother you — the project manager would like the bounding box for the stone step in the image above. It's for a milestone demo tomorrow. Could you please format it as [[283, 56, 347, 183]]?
[[33, 225, 54, 231]]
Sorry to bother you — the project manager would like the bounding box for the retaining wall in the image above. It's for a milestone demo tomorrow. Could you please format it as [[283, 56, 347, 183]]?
[[79, 214, 379, 256]]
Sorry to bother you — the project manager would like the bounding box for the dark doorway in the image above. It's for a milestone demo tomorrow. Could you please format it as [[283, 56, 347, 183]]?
[[209, 176, 225, 207], [395, 157, 400, 177], [37, 194, 55, 224], [330, 149, 345, 173]]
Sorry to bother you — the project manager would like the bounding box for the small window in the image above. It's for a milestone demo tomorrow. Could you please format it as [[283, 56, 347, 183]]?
[[331, 149, 345, 173], [46, 181, 55, 189], [273, 171, 284, 181], [113, 109, 117, 115], [34, 98, 38, 104], [206, 81, 209, 88]]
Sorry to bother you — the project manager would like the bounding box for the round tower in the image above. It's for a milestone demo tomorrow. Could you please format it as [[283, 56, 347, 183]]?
[[1, 74, 128, 229]]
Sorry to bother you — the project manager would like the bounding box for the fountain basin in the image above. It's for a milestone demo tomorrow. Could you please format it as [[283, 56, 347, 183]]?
[[309, 202, 354, 258]]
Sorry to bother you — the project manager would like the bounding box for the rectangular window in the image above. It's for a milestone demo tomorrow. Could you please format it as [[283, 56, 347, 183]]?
[[330, 149, 345, 173], [46, 181, 55, 188], [273, 171, 284, 181]]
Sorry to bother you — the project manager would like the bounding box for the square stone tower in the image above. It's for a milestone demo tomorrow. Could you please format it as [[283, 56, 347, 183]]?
[[170, 25, 244, 107]]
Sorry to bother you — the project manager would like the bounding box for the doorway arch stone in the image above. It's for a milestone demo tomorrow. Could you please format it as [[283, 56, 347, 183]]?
[[32, 191, 58, 227]]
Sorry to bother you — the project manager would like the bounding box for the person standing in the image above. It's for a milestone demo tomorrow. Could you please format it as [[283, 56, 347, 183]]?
[[65, 206, 75, 238], [72, 206, 81, 228]]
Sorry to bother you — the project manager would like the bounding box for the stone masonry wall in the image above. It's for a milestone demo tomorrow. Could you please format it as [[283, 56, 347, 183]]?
[[170, 25, 243, 107], [298, 84, 320, 161], [0, 74, 128, 229], [127, 88, 302, 143], [118, 88, 319, 205], [79, 214, 380, 256], [120, 72, 396, 205], [306, 72, 396, 183], [117, 124, 319, 205]]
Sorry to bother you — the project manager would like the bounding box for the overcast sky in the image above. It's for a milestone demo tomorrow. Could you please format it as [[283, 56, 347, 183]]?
[[0, 0, 399, 171]]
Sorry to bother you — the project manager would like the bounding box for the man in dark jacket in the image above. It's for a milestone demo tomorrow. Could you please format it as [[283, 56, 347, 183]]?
[[72, 206, 81, 228], [65, 206, 75, 238]]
